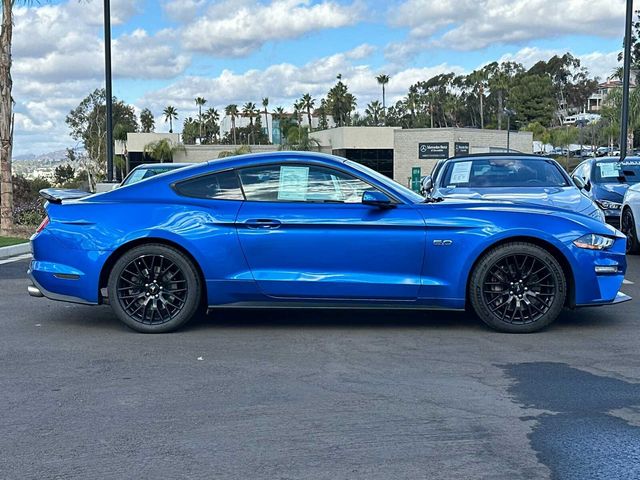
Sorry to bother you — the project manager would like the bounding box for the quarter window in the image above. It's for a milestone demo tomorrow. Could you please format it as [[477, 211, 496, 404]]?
[[238, 164, 376, 203], [174, 170, 244, 200]]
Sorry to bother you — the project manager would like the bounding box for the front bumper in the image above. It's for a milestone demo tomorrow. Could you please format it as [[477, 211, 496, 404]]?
[[570, 232, 630, 306]]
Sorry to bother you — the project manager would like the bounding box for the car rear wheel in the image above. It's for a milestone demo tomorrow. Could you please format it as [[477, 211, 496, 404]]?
[[622, 208, 640, 254], [108, 244, 202, 333], [470, 242, 566, 333]]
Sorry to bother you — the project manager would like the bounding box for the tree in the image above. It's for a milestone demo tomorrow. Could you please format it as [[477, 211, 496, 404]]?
[[143, 139, 185, 163], [509, 74, 556, 127], [53, 164, 75, 186], [0, 0, 26, 233], [139, 108, 155, 133], [242, 102, 257, 127], [301, 93, 315, 130], [195, 96, 207, 143], [316, 99, 329, 130], [203, 107, 220, 143], [163, 105, 178, 133], [326, 79, 356, 127], [66, 89, 138, 191], [376, 74, 390, 118], [181, 117, 198, 145], [365, 100, 383, 125], [225, 104, 239, 144], [261, 97, 269, 138], [282, 126, 321, 151]]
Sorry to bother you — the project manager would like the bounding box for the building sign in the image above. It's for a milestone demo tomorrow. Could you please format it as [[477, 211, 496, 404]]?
[[411, 167, 422, 192], [454, 142, 470, 156], [418, 142, 449, 159]]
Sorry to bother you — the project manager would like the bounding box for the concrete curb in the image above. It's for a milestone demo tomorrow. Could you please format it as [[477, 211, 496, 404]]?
[[0, 242, 31, 260]]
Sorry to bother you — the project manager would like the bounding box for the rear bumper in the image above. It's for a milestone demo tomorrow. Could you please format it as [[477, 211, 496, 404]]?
[[27, 269, 97, 305]]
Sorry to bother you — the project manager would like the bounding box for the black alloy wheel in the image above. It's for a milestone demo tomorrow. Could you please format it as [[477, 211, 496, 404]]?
[[622, 208, 640, 254], [470, 242, 566, 333], [108, 244, 202, 333]]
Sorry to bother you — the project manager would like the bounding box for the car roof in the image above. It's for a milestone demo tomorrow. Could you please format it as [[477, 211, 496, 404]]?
[[132, 163, 194, 169], [445, 153, 541, 161], [593, 156, 640, 163]]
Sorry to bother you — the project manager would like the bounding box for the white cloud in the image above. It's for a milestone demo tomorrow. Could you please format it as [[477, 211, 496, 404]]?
[[387, 0, 625, 61], [498, 46, 620, 81], [11, 0, 190, 155], [138, 45, 463, 132], [162, 0, 207, 23], [182, 0, 362, 57]]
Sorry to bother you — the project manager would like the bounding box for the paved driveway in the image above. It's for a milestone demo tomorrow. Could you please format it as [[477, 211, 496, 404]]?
[[1, 256, 640, 479]]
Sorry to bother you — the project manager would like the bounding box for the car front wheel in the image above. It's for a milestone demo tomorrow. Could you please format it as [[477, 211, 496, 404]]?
[[470, 242, 566, 333], [622, 208, 640, 254], [108, 244, 202, 333]]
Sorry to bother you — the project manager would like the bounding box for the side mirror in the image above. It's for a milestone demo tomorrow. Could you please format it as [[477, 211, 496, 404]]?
[[362, 190, 393, 208], [572, 175, 586, 190], [421, 175, 433, 195]]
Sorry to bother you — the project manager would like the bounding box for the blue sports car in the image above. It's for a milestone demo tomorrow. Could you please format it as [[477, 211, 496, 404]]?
[[572, 157, 640, 228], [28, 152, 630, 333], [423, 154, 604, 222]]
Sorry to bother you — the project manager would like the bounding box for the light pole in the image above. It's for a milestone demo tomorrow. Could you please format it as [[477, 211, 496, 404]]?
[[104, 0, 114, 182], [503, 108, 516, 152], [620, 0, 634, 161]]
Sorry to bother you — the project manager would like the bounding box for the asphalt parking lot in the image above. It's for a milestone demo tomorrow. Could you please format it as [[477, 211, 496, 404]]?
[[1, 256, 640, 480]]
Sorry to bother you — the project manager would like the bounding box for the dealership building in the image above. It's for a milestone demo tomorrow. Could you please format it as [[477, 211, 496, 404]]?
[[120, 127, 533, 187]]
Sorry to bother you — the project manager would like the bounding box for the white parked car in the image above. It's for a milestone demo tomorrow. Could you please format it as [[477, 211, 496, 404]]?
[[622, 184, 640, 254]]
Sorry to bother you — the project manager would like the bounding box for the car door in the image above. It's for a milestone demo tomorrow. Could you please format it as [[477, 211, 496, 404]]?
[[234, 162, 426, 301]]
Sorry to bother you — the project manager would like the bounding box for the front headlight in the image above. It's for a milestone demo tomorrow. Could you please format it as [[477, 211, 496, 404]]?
[[596, 199, 622, 210], [573, 234, 615, 250]]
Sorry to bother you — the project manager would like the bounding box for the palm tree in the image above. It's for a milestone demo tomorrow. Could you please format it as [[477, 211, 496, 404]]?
[[195, 96, 207, 143], [262, 97, 269, 136], [203, 107, 219, 143], [242, 102, 257, 126], [376, 74, 390, 117], [365, 100, 383, 125], [225, 104, 239, 144], [301, 93, 315, 131], [293, 100, 304, 139], [163, 105, 178, 133], [143, 139, 186, 162], [273, 106, 285, 120], [139, 108, 155, 133]]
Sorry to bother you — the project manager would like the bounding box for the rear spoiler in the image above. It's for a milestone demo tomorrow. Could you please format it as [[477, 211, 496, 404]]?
[[39, 188, 92, 204]]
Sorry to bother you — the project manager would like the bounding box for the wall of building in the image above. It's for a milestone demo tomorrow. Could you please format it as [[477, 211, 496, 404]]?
[[172, 144, 279, 163], [311, 127, 398, 152], [393, 128, 533, 186]]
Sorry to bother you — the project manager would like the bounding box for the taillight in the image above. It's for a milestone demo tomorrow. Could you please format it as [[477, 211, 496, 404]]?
[[36, 216, 49, 234]]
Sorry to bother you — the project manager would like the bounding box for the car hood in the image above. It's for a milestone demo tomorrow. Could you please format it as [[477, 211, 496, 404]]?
[[435, 186, 596, 213], [593, 183, 630, 202]]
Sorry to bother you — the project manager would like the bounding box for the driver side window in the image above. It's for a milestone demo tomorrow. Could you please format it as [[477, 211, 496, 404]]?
[[238, 164, 376, 203]]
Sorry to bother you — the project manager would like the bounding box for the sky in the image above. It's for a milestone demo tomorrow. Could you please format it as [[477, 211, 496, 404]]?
[[11, 0, 627, 156]]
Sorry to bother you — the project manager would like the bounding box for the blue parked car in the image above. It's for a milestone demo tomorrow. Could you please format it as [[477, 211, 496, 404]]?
[[29, 152, 629, 333], [423, 154, 604, 223], [571, 157, 640, 228]]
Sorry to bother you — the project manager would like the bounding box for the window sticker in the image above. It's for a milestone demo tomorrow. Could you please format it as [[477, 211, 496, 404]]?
[[278, 166, 309, 200], [598, 163, 619, 178], [126, 169, 147, 184], [450, 161, 473, 184]]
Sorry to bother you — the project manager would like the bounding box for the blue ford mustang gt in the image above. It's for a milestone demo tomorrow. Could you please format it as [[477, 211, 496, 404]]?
[[28, 152, 630, 333]]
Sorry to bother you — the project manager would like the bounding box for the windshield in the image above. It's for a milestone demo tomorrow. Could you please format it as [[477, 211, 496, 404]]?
[[593, 161, 640, 184], [346, 160, 425, 202], [122, 166, 179, 186], [440, 158, 569, 188]]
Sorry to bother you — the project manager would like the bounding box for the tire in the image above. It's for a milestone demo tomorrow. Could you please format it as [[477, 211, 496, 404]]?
[[622, 208, 640, 255], [108, 243, 202, 333], [469, 242, 566, 333]]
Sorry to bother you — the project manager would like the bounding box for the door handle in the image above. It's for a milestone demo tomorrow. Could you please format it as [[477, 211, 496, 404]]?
[[244, 219, 282, 229]]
